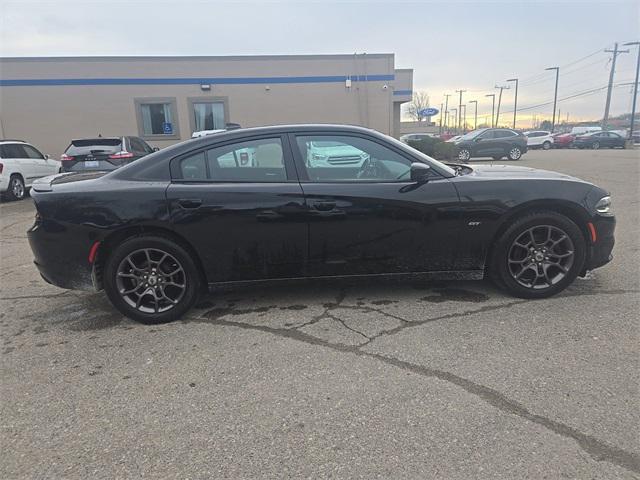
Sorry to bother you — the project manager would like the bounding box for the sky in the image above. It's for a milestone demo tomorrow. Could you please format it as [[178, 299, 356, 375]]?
[[1, 0, 638, 127]]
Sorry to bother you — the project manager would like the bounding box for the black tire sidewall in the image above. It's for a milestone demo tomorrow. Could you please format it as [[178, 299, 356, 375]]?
[[492, 212, 586, 299], [7, 176, 25, 201], [104, 236, 201, 323], [543, 141, 551, 150]]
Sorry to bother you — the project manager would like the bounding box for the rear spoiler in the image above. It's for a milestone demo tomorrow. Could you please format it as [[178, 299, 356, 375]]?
[[31, 171, 109, 192]]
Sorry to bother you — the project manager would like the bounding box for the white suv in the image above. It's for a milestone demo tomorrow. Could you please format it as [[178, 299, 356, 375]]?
[[524, 131, 554, 150], [0, 140, 61, 200]]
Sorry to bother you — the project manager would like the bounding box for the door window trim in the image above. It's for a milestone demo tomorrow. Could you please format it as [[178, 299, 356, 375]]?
[[288, 132, 439, 184], [169, 134, 298, 183]]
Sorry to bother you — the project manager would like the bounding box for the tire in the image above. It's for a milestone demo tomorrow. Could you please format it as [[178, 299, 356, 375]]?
[[103, 235, 201, 323], [458, 148, 471, 163], [592, 141, 600, 150], [6, 175, 26, 201], [507, 146, 523, 161], [542, 141, 551, 150], [489, 211, 586, 299]]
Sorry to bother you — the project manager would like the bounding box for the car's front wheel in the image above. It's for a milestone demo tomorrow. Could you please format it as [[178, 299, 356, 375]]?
[[6, 175, 26, 201], [542, 141, 551, 150], [104, 236, 201, 323], [507, 146, 523, 160], [592, 141, 600, 150], [457, 148, 471, 163], [490, 211, 586, 298]]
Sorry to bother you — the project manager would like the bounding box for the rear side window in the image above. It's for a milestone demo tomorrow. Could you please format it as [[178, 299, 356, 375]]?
[[176, 138, 286, 182], [129, 137, 147, 153], [0, 144, 29, 159], [495, 129, 517, 139], [66, 138, 122, 156]]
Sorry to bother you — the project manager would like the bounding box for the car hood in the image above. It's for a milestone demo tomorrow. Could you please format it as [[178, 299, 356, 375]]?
[[464, 164, 585, 182]]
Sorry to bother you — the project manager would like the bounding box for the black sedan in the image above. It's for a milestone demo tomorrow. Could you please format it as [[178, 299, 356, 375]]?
[[28, 125, 615, 323], [454, 128, 528, 162], [573, 131, 626, 149]]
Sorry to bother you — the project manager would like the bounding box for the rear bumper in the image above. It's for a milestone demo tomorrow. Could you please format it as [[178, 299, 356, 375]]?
[[0, 176, 8, 193], [27, 219, 97, 291], [586, 216, 615, 270], [61, 160, 120, 173]]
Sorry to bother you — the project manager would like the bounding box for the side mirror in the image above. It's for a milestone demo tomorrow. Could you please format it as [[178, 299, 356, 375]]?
[[153, 147, 160, 152], [44, 154, 50, 159], [410, 162, 431, 183]]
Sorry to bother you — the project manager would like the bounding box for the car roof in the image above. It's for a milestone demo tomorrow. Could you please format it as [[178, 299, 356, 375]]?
[[0, 139, 27, 144]]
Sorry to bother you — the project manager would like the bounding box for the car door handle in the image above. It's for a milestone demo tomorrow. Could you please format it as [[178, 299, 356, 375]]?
[[177, 198, 203, 209], [311, 201, 336, 211]]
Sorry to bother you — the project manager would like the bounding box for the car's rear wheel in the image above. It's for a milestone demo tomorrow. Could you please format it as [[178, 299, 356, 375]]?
[[490, 211, 586, 298], [458, 148, 471, 163], [507, 146, 523, 160], [104, 236, 201, 323], [592, 141, 600, 150], [6, 175, 25, 201], [542, 141, 551, 150]]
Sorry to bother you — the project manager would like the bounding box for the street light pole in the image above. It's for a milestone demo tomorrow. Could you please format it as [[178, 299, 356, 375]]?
[[456, 89, 466, 134], [485, 94, 496, 127], [545, 66, 560, 133], [443, 94, 451, 133], [506, 78, 518, 129], [450, 108, 457, 134], [469, 100, 478, 130], [439, 103, 444, 135], [461, 104, 467, 133], [494, 85, 509, 127], [623, 41, 639, 140]]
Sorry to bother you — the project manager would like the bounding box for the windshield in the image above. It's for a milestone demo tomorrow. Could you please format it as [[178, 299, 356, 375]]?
[[66, 138, 122, 155], [459, 129, 488, 141]]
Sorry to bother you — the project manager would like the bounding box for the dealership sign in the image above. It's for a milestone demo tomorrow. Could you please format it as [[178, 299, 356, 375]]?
[[418, 107, 439, 116]]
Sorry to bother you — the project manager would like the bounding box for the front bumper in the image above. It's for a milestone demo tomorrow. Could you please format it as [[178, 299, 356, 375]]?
[[586, 216, 615, 270]]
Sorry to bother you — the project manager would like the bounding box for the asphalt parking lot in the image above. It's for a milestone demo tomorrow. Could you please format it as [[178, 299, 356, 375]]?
[[1, 148, 638, 479]]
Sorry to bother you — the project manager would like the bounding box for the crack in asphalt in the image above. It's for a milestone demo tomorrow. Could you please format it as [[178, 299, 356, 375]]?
[[193, 292, 640, 474]]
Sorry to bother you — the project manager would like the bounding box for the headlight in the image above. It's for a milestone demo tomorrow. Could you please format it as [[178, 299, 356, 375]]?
[[595, 196, 613, 216]]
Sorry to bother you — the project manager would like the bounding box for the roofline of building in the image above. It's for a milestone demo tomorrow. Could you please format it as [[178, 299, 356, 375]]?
[[0, 53, 396, 62]]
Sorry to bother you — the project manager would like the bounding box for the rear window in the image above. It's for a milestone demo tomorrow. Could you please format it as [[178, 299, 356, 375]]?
[[66, 138, 122, 155]]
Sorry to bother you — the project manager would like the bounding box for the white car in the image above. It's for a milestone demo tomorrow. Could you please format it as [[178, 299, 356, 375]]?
[[0, 140, 60, 200], [524, 131, 554, 150]]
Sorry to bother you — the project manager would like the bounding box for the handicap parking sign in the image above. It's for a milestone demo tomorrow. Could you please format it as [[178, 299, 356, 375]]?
[[162, 122, 173, 134]]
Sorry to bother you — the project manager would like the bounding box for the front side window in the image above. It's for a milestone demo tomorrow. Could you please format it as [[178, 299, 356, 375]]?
[[22, 145, 45, 159], [296, 135, 412, 182], [176, 138, 287, 182], [193, 102, 225, 132]]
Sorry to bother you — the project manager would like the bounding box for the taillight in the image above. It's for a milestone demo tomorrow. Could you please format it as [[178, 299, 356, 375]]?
[[108, 151, 134, 159], [60, 153, 74, 161]]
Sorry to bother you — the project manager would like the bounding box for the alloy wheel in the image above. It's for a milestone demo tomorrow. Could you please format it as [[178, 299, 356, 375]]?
[[458, 149, 471, 161], [509, 147, 522, 160], [592, 142, 600, 150], [507, 225, 574, 289], [11, 178, 25, 199], [115, 248, 187, 313]]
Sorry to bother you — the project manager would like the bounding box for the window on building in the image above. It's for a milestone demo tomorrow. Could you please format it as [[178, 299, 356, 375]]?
[[193, 102, 225, 132], [135, 98, 179, 138]]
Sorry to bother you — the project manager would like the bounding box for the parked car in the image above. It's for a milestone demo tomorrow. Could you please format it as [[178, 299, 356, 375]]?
[[306, 140, 369, 168], [524, 131, 554, 150], [28, 124, 615, 323], [399, 133, 439, 143], [573, 131, 626, 150], [454, 128, 528, 162], [552, 132, 575, 149], [0, 140, 60, 201], [60, 136, 156, 172]]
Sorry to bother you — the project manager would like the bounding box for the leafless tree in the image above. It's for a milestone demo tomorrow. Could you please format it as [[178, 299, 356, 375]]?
[[406, 91, 431, 121]]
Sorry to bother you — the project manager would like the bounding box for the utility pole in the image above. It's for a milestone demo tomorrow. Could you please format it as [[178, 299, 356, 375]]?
[[544, 66, 560, 132], [603, 43, 629, 130], [494, 85, 509, 127], [623, 41, 639, 140], [461, 104, 467, 133], [456, 89, 466, 133], [439, 103, 444, 134], [485, 94, 496, 127], [450, 108, 457, 134], [443, 94, 451, 133], [469, 100, 478, 130], [506, 78, 518, 129]]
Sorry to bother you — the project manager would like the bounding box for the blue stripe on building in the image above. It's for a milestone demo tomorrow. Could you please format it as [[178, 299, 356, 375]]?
[[0, 74, 395, 87], [393, 90, 413, 96]]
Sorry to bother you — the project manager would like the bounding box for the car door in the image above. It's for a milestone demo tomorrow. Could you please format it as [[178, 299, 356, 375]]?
[[473, 130, 500, 156], [166, 134, 308, 283], [22, 144, 57, 178], [290, 132, 461, 277], [3, 144, 40, 185]]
